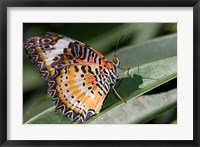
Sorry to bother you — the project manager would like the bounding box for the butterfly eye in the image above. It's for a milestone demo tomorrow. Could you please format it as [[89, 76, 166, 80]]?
[[111, 57, 119, 65]]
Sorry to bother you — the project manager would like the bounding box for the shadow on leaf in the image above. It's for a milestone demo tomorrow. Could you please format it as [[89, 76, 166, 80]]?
[[102, 74, 143, 110]]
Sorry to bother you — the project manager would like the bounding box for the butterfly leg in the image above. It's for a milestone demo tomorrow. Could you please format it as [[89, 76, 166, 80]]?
[[119, 66, 132, 78], [112, 85, 126, 103], [116, 67, 131, 89], [126, 67, 131, 78]]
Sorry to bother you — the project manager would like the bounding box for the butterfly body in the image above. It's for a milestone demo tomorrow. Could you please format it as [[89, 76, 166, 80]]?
[[24, 32, 120, 122]]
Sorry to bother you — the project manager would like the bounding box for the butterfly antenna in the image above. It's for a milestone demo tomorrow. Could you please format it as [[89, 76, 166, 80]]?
[[114, 34, 125, 57], [114, 23, 127, 57]]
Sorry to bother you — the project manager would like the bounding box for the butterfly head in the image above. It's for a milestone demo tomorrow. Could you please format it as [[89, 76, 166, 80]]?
[[111, 57, 120, 66], [109, 57, 120, 82]]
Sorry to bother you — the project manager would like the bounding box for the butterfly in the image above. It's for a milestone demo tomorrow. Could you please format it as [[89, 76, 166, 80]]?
[[24, 32, 120, 123]]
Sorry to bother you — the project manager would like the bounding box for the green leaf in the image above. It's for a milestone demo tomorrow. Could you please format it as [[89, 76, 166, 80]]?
[[86, 56, 177, 123], [130, 23, 163, 44], [25, 56, 177, 124], [23, 95, 52, 122], [23, 57, 45, 92], [170, 120, 177, 124], [89, 89, 177, 124], [106, 33, 177, 68], [25, 106, 72, 124], [87, 23, 149, 54], [25, 34, 177, 124]]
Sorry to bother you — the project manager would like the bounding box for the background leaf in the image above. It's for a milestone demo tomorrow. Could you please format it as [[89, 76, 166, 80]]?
[[89, 89, 177, 124]]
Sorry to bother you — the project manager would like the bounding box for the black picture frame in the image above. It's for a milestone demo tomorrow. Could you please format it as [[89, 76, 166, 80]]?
[[0, 0, 199, 146]]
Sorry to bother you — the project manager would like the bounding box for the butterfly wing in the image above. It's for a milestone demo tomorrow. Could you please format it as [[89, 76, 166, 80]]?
[[24, 32, 116, 122], [48, 64, 111, 122], [24, 32, 111, 80], [24, 32, 78, 80]]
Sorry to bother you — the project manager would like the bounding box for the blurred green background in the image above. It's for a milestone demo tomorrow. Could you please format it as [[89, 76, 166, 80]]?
[[23, 23, 177, 124]]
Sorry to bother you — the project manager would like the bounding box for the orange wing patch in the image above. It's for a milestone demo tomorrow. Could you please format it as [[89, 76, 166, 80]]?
[[48, 64, 110, 122]]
